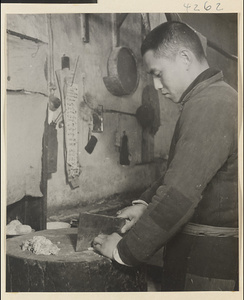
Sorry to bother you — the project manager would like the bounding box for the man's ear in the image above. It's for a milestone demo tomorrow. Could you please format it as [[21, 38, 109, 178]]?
[[178, 48, 192, 69]]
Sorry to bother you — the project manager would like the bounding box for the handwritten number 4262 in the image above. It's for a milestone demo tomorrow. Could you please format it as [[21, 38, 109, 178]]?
[[184, 2, 223, 12]]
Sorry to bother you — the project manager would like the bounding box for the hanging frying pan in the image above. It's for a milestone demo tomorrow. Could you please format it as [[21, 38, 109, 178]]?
[[103, 14, 139, 97], [103, 46, 139, 97]]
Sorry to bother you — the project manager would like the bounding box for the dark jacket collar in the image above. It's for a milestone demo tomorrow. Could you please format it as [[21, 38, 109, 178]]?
[[179, 68, 223, 105]]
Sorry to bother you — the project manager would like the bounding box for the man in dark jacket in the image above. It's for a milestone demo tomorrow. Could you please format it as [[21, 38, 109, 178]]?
[[93, 21, 239, 291]]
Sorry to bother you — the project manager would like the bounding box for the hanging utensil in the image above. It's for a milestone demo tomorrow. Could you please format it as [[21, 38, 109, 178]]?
[[103, 14, 139, 96]]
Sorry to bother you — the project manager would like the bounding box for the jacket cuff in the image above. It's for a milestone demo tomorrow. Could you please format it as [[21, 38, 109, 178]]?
[[112, 247, 132, 266], [132, 200, 148, 206], [117, 238, 142, 266]]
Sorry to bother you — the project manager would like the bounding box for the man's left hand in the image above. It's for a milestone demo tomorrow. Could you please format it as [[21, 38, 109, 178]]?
[[92, 233, 122, 259]]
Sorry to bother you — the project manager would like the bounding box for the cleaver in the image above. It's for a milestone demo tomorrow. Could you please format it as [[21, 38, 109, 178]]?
[[76, 212, 126, 252]]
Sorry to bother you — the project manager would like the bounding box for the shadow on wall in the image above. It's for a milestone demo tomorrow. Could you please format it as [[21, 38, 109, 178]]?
[[7, 196, 43, 231]]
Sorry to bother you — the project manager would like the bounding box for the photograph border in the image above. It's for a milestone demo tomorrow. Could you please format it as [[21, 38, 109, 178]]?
[[1, 1, 243, 300]]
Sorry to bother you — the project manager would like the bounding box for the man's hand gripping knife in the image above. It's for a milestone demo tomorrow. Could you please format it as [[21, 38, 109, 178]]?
[[92, 200, 148, 265]]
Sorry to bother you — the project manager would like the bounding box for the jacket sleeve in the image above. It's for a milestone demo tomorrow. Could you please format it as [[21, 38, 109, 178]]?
[[117, 89, 237, 265], [138, 173, 166, 204]]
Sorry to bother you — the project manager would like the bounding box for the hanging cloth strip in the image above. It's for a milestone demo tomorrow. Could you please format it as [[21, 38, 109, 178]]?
[[56, 58, 81, 189], [182, 222, 238, 238]]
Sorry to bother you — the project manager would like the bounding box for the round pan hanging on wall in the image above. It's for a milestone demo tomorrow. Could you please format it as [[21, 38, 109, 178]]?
[[103, 46, 139, 97], [136, 103, 154, 129]]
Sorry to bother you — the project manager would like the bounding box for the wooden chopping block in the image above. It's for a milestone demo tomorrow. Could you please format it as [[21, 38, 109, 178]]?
[[76, 212, 126, 252], [6, 228, 147, 292]]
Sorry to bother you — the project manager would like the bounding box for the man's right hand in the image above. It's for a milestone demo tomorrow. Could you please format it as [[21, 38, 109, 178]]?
[[116, 204, 147, 233]]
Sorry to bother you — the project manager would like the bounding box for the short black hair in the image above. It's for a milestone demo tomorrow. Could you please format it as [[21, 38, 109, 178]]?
[[141, 21, 206, 62]]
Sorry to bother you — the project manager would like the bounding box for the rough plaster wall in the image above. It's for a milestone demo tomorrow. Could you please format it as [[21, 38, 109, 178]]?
[[7, 93, 47, 205], [7, 34, 48, 94], [6, 15, 49, 205], [7, 14, 48, 43], [47, 13, 172, 210]]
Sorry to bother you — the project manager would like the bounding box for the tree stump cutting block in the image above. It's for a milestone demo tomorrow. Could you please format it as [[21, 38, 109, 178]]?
[[6, 228, 147, 292]]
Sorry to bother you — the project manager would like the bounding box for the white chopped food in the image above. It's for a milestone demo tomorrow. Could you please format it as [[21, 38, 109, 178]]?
[[16, 225, 32, 234], [8, 220, 22, 226], [87, 247, 94, 251], [6, 220, 32, 235], [21, 236, 60, 255]]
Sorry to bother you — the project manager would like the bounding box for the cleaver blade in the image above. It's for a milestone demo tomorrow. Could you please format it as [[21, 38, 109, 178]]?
[[76, 212, 126, 252]]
